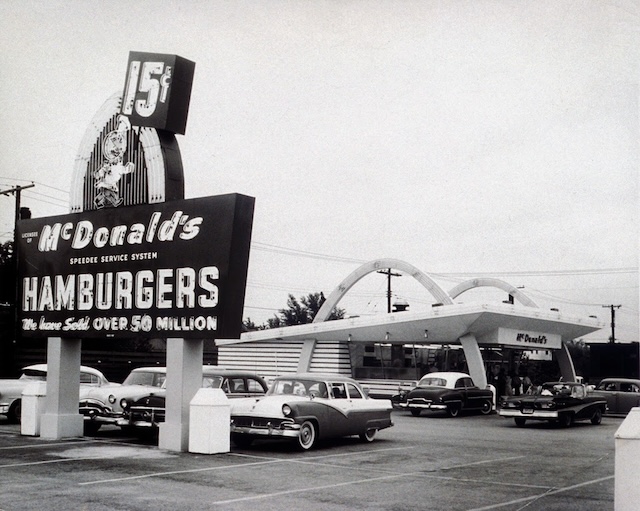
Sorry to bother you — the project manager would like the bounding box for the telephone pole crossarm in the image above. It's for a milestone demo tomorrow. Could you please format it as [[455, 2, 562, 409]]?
[[602, 304, 622, 343]]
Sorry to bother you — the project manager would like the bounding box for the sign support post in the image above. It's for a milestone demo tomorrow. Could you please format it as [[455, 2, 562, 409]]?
[[40, 337, 83, 439], [159, 338, 203, 451]]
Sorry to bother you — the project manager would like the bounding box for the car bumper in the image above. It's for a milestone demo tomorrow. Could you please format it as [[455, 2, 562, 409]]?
[[230, 421, 301, 439], [400, 402, 448, 411], [80, 407, 122, 425], [499, 409, 558, 419]]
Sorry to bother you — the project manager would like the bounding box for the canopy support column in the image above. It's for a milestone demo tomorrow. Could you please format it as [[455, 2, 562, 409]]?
[[556, 341, 578, 382], [460, 334, 487, 388]]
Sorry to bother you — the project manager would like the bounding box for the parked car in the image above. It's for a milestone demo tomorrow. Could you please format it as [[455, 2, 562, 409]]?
[[119, 368, 269, 434], [79, 366, 167, 434], [0, 364, 114, 423], [499, 381, 607, 427], [229, 373, 394, 450], [397, 372, 494, 417], [590, 378, 640, 415]]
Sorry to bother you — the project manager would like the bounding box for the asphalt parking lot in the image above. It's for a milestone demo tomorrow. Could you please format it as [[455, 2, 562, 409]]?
[[0, 410, 622, 511]]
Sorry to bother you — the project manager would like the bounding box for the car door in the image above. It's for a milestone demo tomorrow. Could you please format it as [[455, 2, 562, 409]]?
[[326, 382, 354, 436], [454, 377, 470, 409], [617, 382, 640, 414]]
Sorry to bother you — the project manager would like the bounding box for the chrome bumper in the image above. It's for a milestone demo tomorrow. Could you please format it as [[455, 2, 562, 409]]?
[[499, 409, 558, 419], [230, 422, 301, 439]]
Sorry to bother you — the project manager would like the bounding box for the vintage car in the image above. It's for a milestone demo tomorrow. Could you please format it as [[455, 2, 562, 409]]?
[[590, 378, 640, 415], [0, 364, 114, 423], [79, 366, 167, 434], [499, 381, 608, 427], [229, 373, 394, 450], [119, 368, 269, 434], [397, 372, 494, 417]]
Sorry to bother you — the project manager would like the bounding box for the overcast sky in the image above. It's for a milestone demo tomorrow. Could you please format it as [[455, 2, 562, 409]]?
[[0, 1, 637, 343]]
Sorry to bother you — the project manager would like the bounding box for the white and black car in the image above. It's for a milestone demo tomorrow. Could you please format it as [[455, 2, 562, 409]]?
[[230, 373, 394, 451]]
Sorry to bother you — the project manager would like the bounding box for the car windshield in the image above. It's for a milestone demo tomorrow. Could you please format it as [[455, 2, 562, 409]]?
[[418, 377, 448, 387], [268, 378, 328, 398], [535, 383, 573, 396], [122, 371, 166, 387]]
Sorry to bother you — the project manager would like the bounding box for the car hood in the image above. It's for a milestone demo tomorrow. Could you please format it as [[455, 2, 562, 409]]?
[[0, 379, 31, 398], [230, 395, 310, 417], [79, 384, 159, 402]]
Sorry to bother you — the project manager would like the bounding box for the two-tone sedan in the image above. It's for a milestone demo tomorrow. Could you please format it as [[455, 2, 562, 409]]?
[[79, 366, 167, 434], [119, 368, 269, 434], [0, 364, 115, 424], [399, 372, 494, 417], [499, 382, 607, 427], [590, 378, 640, 415], [229, 373, 394, 450]]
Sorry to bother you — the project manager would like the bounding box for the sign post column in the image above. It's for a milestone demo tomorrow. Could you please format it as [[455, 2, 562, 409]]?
[[159, 338, 203, 452], [40, 337, 84, 439]]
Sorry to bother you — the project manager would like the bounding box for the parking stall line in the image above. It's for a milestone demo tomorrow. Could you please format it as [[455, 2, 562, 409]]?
[[0, 457, 101, 468], [288, 456, 553, 491], [208, 471, 419, 506], [0, 440, 86, 450], [465, 475, 615, 511], [78, 458, 285, 486]]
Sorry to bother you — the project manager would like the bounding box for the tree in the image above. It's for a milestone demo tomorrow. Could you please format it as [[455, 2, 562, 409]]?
[[244, 292, 346, 331]]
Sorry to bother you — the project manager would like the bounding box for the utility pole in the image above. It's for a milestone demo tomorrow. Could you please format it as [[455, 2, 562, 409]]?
[[602, 304, 622, 343], [377, 268, 402, 313], [0, 183, 34, 376]]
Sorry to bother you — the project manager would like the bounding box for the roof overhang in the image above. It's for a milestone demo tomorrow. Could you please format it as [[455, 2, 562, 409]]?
[[218, 303, 606, 348]]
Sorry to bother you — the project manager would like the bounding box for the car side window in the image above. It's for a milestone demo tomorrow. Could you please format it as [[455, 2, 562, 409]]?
[[605, 383, 618, 391], [621, 383, 639, 393], [229, 378, 246, 393], [347, 383, 363, 399], [247, 378, 265, 393], [80, 372, 98, 385], [331, 383, 347, 399], [454, 379, 465, 389]]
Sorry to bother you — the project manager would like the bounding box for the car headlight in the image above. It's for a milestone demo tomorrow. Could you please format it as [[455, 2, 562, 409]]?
[[282, 404, 292, 417], [108, 395, 116, 404], [120, 398, 129, 409]]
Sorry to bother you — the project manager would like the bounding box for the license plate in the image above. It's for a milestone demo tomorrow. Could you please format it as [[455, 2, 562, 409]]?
[[523, 408, 534, 414]]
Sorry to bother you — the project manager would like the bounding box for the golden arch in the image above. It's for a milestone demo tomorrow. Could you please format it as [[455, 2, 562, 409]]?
[[448, 278, 539, 307], [313, 258, 453, 323]]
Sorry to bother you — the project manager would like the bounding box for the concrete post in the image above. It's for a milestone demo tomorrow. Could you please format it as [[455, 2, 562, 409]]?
[[40, 337, 84, 439], [459, 334, 487, 388], [615, 407, 640, 510], [159, 338, 203, 452], [556, 341, 578, 382]]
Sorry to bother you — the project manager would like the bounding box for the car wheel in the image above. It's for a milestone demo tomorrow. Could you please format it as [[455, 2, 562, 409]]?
[[514, 418, 527, 427], [231, 433, 253, 448], [447, 404, 461, 417], [83, 422, 102, 435], [8, 400, 21, 424], [410, 408, 421, 417], [559, 413, 574, 428], [591, 408, 603, 425], [359, 428, 377, 442], [297, 421, 317, 450], [480, 400, 492, 415]]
